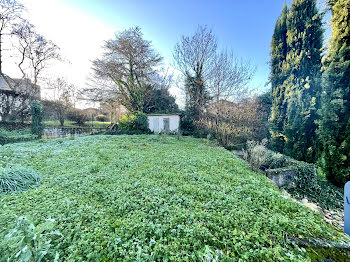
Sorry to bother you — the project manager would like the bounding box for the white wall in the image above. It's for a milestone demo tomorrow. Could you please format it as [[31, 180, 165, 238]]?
[[148, 115, 180, 133]]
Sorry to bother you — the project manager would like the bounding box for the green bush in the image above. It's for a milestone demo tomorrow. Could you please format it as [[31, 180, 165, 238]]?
[[30, 102, 43, 139], [109, 112, 150, 134], [0, 166, 41, 193], [0, 128, 37, 145], [287, 172, 344, 210]]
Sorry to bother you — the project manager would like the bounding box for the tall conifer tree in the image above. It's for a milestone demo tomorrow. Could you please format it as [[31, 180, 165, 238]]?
[[282, 0, 323, 162], [269, 3, 288, 152], [317, 0, 350, 186]]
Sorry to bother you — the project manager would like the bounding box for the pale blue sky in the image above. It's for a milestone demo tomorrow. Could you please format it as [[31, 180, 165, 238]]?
[[59, 0, 300, 92]]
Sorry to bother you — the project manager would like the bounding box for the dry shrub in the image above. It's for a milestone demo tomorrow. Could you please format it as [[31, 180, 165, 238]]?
[[202, 97, 269, 149]]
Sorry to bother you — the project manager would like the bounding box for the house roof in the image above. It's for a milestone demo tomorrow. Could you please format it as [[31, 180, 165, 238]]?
[[0, 73, 14, 91], [0, 73, 40, 98]]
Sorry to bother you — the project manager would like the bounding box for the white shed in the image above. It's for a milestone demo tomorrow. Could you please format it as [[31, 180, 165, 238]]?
[[148, 114, 180, 133]]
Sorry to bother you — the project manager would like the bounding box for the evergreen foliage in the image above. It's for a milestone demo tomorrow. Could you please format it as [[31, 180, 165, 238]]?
[[269, 4, 288, 152], [182, 75, 211, 134], [269, 0, 323, 163], [317, 0, 350, 186], [30, 102, 43, 139], [143, 86, 179, 114], [107, 112, 151, 135], [283, 0, 323, 162]]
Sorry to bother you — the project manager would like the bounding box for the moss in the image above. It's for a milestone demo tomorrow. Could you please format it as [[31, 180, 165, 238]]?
[[305, 246, 350, 262]]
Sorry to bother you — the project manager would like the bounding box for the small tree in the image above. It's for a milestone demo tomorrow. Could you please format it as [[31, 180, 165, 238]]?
[[30, 101, 43, 138], [45, 77, 76, 126]]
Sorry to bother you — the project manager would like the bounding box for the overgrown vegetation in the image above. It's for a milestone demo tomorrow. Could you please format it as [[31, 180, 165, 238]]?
[[0, 135, 346, 260], [66, 108, 88, 126], [106, 112, 150, 135], [243, 140, 343, 210], [0, 128, 36, 145], [0, 216, 61, 261]]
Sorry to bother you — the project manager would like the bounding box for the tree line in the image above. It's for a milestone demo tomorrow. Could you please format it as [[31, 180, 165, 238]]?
[[88, 24, 265, 144], [269, 0, 350, 186]]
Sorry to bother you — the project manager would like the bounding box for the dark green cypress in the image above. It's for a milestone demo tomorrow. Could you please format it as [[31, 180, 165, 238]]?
[[317, 0, 350, 186], [283, 0, 323, 162], [269, 3, 289, 152]]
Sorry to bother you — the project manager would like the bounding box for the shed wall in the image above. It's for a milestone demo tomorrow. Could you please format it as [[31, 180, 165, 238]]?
[[148, 115, 180, 133]]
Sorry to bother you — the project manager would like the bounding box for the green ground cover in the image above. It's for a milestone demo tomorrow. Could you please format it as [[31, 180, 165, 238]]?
[[0, 135, 346, 261]]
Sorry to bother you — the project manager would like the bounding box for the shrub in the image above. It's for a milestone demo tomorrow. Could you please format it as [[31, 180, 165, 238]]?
[[180, 112, 197, 136], [0, 166, 41, 193], [243, 139, 343, 210], [96, 114, 109, 122], [244, 139, 318, 188], [243, 139, 272, 170], [30, 102, 43, 138], [112, 112, 150, 134], [67, 109, 88, 126], [1, 217, 61, 261], [131, 112, 149, 132], [0, 128, 36, 145], [203, 97, 270, 149], [266, 153, 290, 169], [287, 172, 344, 210]]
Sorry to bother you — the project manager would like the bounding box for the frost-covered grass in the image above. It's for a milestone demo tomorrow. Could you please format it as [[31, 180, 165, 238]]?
[[0, 128, 37, 145], [0, 135, 345, 261]]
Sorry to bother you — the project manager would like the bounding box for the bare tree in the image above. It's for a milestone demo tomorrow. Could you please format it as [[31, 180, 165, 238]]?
[[11, 20, 34, 78], [28, 35, 60, 86], [173, 25, 217, 81], [208, 50, 255, 102], [173, 25, 217, 126], [91, 26, 163, 112], [12, 20, 60, 85], [0, 0, 23, 73], [44, 77, 76, 126], [205, 50, 256, 142]]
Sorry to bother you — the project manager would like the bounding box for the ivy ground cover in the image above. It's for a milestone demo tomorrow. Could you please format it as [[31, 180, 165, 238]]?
[[0, 135, 343, 261]]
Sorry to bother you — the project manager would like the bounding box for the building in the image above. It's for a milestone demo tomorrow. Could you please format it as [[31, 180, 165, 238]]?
[[148, 114, 180, 133], [0, 73, 40, 121]]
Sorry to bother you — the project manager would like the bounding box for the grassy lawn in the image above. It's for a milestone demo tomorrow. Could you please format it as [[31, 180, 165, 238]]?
[[42, 120, 111, 128], [0, 135, 345, 261]]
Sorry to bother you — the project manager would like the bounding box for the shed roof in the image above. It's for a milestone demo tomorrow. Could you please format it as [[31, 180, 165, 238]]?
[[147, 113, 180, 116]]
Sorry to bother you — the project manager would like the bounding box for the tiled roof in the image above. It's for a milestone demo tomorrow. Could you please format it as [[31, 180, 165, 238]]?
[[0, 73, 40, 97]]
